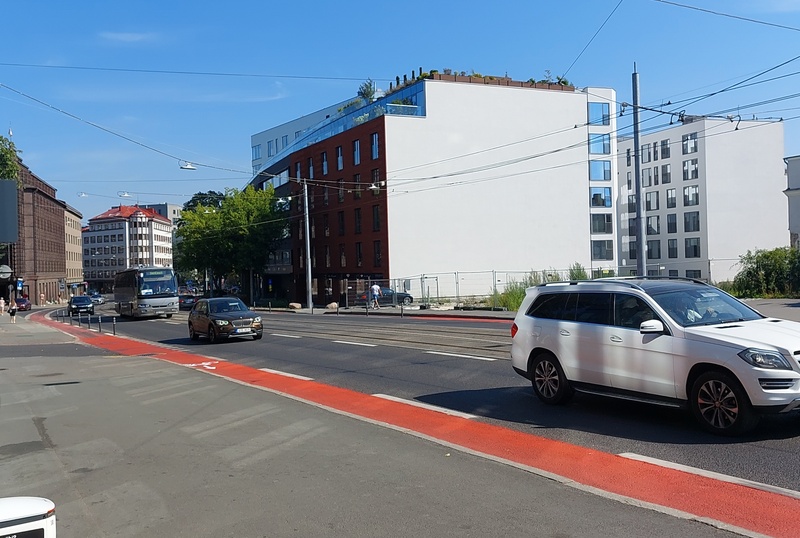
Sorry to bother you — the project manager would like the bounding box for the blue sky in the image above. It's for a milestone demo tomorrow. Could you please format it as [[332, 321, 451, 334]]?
[[3, 0, 800, 221]]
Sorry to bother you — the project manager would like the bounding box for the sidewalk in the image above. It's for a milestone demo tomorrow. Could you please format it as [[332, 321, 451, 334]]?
[[0, 309, 75, 345]]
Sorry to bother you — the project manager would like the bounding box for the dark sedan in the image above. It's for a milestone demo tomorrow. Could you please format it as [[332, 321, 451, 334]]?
[[15, 297, 32, 311], [179, 294, 198, 310], [187, 297, 263, 343], [355, 287, 413, 307], [68, 295, 94, 315]]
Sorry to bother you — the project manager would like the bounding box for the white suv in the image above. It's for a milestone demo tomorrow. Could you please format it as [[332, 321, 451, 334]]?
[[510, 277, 800, 435]]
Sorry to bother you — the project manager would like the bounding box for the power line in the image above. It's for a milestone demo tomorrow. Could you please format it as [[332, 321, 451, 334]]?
[[563, 0, 625, 79], [653, 0, 800, 32]]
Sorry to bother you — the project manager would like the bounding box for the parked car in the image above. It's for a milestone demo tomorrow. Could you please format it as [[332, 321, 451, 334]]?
[[510, 277, 800, 436], [68, 295, 94, 316], [14, 297, 31, 311], [187, 297, 263, 343], [355, 287, 413, 307], [90, 293, 106, 305], [179, 294, 198, 310]]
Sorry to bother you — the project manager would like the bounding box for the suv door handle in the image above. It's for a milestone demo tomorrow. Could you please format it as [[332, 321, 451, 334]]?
[[559, 329, 570, 336], [610, 335, 623, 343]]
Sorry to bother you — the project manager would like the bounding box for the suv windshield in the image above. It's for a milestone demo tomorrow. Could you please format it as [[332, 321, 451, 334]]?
[[650, 288, 762, 327]]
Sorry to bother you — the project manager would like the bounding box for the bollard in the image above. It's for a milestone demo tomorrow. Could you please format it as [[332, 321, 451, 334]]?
[[401, 303, 404, 318], [268, 301, 272, 313], [98, 315, 102, 334], [112, 316, 116, 336]]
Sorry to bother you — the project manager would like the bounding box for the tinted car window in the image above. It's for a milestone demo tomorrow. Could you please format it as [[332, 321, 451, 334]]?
[[574, 293, 612, 325], [614, 294, 657, 328], [527, 292, 571, 320]]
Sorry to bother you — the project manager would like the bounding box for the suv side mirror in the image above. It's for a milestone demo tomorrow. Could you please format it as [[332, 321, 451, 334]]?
[[640, 319, 665, 334]]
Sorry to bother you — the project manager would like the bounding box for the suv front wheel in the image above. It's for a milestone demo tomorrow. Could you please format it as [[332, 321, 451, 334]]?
[[690, 371, 759, 435], [530, 352, 574, 404]]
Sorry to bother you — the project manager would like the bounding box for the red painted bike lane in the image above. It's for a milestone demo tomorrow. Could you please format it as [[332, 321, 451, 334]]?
[[37, 313, 800, 537]]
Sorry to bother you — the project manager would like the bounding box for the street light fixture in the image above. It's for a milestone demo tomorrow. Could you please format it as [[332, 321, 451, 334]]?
[[179, 161, 197, 170]]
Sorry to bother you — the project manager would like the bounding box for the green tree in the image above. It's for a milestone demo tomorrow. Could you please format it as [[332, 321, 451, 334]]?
[[0, 135, 20, 184], [183, 191, 224, 212], [357, 78, 376, 102], [568, 262, 588, 280]]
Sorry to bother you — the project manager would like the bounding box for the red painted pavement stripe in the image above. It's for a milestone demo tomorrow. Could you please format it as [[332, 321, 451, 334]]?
[[36, 313, 800, 537]]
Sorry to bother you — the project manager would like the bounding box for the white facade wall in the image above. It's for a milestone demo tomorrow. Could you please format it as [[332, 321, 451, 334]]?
[[785, 155, 800, 248], [383, 80, 617, 288], [617, 118, 787, 283]]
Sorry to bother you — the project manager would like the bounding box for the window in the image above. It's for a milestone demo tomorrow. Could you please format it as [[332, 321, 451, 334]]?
[[308, 157, 314, 179], [615, 294, 657, 329], [668, 239, 678, 258], [373, 240, 382, 267], [353, 139, 361, 166], [628, 241, 637, 260], [646, 215, 660, 235], [685, 237, 701, 258], [282, 135, 288, 148], [354, 208, 362, 233], [661, 139, 671, 158], [653, 141, 659, 161], [645, 191, 659, 211], [323, 214, 330, 237], [627, 194, 636, 213], [626, 148, 631, 167], [295, 162, 301, 181], [683, 185, 699, 206], [642, 167, 652, 187], [267, 140, 273, 157], [641, 143, 651, 163], [592, 240, 614, 260], [667, 213, 677, 233], [590, 187, 612, 207], [653, 165, 659, 186], [647, 240, 661, 259], [339, 244, 346, 267], [666, 188, 676, 208], [372, 205, 380, 231], [589, 134, 611, 154], [628, 217, 637, 236], [356, 242, 363, 267], [686, 269, 702, 279], [338, 211, 345, 236], [322, 152, 328, 175], [323, 186, 329, 206], [591, 214, 613, 234], [354, 174, 361, 199], [371, 169, 381, 195], [684, 211, 700, 232], [575, 293, 613, 325], [338, 179, 345, 202], [251, 144, 261, 160], [682, 132, 698, 154], [336, 146, 343, 170], [325, 246, 331, 268], [589, 160, 611, 180], [371, 133, 379, 159], [626, 171, 632, 190], [660, 164, 671, 184], [588, 102, 610, 126], [683, 159, 699, 180]]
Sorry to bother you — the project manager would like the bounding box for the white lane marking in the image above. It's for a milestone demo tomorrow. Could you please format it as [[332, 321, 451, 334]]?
[[271, 333, 301, 339], [619, 452, 800, 500], [425, 351, 496, 362], [332, 340, 377, 347], [258, 368, 313, 381], [373, 394, 477, 419], [140, 385, 216, 405]]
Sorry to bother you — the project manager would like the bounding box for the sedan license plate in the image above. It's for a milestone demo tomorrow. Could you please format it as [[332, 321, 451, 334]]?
[[235, 328, 251, 334]]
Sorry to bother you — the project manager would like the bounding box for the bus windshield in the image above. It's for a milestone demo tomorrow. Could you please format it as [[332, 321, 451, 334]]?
[[137, 269, 178, 297]]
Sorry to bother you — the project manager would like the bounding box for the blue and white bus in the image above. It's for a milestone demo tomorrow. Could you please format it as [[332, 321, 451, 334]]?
[[114, 266, 179, 318]]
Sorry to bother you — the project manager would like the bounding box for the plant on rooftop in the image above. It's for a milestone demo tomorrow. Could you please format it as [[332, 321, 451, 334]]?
[[0, 135, 21, 185], [357, 79, 376, 103]]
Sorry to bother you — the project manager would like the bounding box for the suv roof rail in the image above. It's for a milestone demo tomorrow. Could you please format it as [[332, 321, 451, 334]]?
[[535, 275, 711, 291], [605, 275, 710, 285]]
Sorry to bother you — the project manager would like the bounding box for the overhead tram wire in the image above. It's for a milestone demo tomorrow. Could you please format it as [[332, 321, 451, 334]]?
[[0, 82, 251, 175], [562, 0, 626, 79], [653, 0, 800, 33]]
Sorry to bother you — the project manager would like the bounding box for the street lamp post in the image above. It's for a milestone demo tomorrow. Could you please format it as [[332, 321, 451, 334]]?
[[302, 180, 312, 310]]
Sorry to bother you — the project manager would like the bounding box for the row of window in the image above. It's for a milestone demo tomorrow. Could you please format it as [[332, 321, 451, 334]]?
[[595, 212, 700, 236], [625, 133, 697, 166], [626, 186, 700, 212], [298, 206, 383, 239], [626, 238, 701, 260], [298, 240, 382, 269], [295, 133, 380, 180]]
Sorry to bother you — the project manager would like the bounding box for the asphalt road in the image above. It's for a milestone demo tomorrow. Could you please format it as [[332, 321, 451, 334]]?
[[0, 313, 744, 537], [82, 301, 800, 494]]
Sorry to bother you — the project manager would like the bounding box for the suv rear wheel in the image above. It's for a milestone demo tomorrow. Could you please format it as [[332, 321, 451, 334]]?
[[530, 352, 574, 404], [690, 371, 759, 436]]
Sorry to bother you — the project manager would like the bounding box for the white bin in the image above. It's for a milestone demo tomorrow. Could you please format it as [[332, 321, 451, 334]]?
[[0, 497, 56, 538]]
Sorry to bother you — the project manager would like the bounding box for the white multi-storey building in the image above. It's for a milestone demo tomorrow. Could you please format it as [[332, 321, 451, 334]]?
[[82, 205, 173, 292], [617, 116, 787, 282], [784, 154, 800, 248], [250, 72, 618, 303]]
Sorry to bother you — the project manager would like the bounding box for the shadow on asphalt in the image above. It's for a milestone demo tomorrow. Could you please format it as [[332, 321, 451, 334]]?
[[416, 386, 800, 444]]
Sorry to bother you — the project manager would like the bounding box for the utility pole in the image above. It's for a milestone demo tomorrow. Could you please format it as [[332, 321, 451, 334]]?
[[632, 64, 647, 276], [302, 180, 313, 310]]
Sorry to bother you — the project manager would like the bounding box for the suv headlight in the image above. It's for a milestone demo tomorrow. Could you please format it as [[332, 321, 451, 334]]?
[[253, 316, 262, 323], [215, 320, 230, 326], [738, 348, 793, 370]]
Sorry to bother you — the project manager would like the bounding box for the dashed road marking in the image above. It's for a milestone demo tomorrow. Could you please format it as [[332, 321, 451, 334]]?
[[425, 350, 496, 362], [258, 367, 313, 381]]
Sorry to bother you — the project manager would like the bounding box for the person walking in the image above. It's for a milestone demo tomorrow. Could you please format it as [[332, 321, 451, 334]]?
[[8, 300, 17, 323], [370, 283, 382, 309]]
